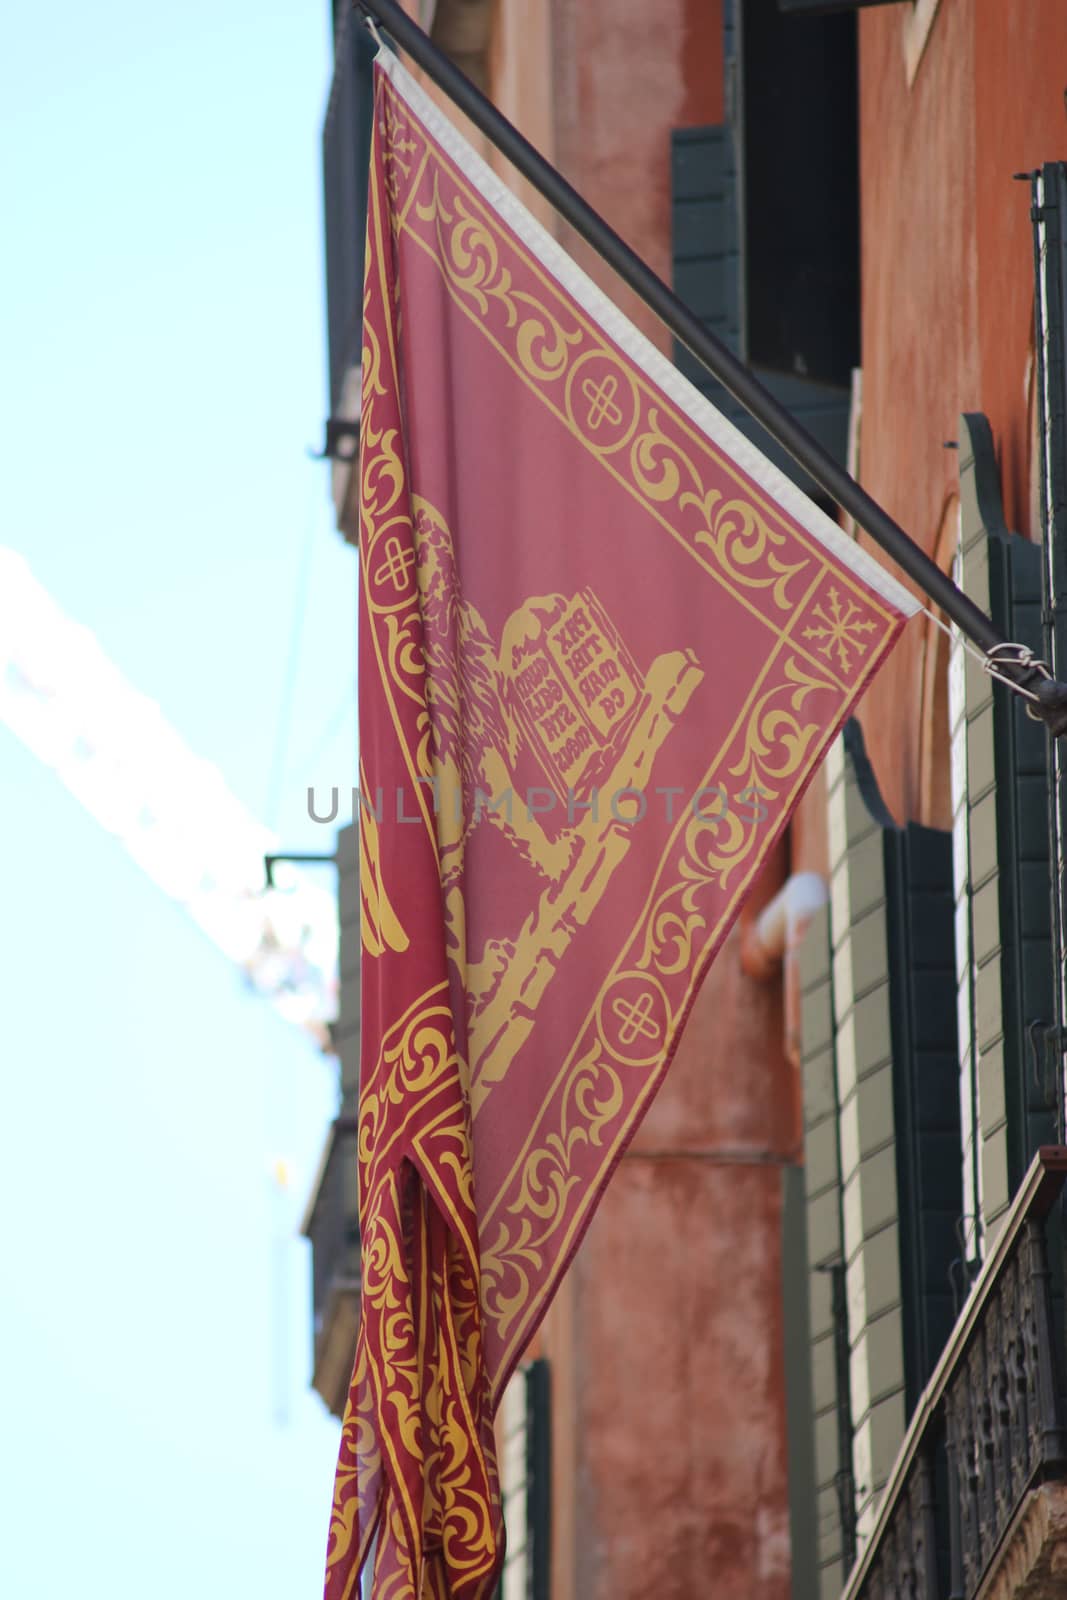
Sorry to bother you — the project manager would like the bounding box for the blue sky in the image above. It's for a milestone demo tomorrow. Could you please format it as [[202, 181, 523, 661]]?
[[1, 4, 356, 1593]]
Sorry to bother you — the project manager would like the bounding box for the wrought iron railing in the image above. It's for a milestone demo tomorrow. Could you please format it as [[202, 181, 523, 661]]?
[[840, 1148, 1067, 1600]]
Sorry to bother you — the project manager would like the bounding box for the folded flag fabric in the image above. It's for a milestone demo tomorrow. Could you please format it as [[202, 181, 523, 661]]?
[[325, 44, 917, 1600]]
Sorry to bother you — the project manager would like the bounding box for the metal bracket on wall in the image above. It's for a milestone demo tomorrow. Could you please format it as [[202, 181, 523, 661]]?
[[948, 1213, 983, 1318], [815, 1257, 858, 1568], [263, 851, 338, 889], [310, 418, 360, 461]]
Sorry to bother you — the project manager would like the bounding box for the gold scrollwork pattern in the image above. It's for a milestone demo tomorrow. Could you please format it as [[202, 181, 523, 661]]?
[[415, 173, 582, 384], [359, 985, 461, 1182], [359, 212, 437, 813], [635, 653, 835, 972], [332, 977, 502, 1596], [481, 1044, 623, 1343]]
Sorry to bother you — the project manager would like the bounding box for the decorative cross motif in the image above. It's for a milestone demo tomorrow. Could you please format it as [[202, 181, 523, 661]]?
[[610, 990, 662, 1046], [374, 535, 416, 593], [581, 373, 623, 432]]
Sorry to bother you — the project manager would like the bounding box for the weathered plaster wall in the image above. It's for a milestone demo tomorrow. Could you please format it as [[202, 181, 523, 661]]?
[[547, 0, 723, 352]]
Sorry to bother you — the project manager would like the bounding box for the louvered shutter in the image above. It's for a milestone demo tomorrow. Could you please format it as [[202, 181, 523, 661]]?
[[952, 414, 1056, 1248], [795, 903, 854, 1598], [669, 128, 850, 499]]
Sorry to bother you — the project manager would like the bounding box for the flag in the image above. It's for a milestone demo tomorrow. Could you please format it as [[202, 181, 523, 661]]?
[[326, 45, 917, 1600]]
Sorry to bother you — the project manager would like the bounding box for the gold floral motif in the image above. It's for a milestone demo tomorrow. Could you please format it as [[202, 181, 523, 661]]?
[[415, 173, 512, 318], [627, 411, 811, 606], [361, 1167, 499, 1590], [480, 1045, 623, 1341], [727, 654, 834, 788], [379, 97, 422, 214], [380, 610, 427, 710], [370, 1506, 418, 1599], [691, 495, 811, 611], [420, 1233, 500, 1590], [629, 409, 683, 503], [359, 984, 461, 1174], [640, 906, 707, 978], [414, 173, 582, 383], [631, 653, 835, 975], [803, 585, 878, 675]]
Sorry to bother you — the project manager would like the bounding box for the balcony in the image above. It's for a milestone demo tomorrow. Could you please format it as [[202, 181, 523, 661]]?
[[302, 1117, 361, 1419], [840, 1148, 1067, 1600]]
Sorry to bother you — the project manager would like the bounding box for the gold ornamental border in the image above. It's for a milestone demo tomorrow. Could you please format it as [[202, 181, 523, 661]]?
[[359, 120, 439, 862]]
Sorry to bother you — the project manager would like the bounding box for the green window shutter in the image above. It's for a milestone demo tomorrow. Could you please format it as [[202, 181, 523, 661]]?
[[1032, 165, 1067, 1117], [954, 413, 1056, 1247], [987, 507, 1057, 1167], [825, 727, 905, 1546], [795, 901, 854, 1598], [881, 809, 963, 1411], [525, 1361, 551, 1600], [838, 721, 962, 1414], [821, 723, 962, 1557], [670, 126, 741, 375], [670, 4, 856, 489], [736, 0, 860, 390], [669, 130, 850, 500]]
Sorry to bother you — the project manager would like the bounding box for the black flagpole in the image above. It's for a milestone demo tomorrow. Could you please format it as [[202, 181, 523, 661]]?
[[355, 0, 1067, 733]]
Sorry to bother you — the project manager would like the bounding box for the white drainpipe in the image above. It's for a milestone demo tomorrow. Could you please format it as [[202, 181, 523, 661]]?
[[741, 871, 829, 1066]]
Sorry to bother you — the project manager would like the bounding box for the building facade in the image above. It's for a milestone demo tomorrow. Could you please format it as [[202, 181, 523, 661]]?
[[303, 3, 1067, 1597]]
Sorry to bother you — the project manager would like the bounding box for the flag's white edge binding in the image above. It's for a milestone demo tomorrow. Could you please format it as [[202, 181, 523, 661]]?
[[377, 47, 919, 620]]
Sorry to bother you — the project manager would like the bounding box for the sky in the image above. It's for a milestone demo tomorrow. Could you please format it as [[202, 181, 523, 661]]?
[[0, 4, 359, 1593]]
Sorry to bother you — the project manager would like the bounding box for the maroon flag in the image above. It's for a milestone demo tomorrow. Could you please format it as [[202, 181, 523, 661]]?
[[326, 46, 917, 1600]]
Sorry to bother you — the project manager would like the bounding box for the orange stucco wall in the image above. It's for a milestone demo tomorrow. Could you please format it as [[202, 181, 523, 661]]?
[[546, 0, 723, 352], [855, 0, 1067, 824], [541, 911, 796, 1600]]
